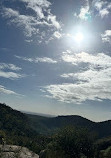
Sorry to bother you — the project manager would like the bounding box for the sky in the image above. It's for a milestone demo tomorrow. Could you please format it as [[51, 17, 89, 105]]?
[[0, 0, 111, 122]]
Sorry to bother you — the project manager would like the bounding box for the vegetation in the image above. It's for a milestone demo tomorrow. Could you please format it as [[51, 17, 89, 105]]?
[[45, 126, 95, 158], [0, 103, 111, 158], [0, 103, 51, 153], [27, 114, 111, 138]]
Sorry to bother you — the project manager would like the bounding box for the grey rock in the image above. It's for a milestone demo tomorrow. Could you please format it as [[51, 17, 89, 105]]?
[[0, 145, 39, 158]]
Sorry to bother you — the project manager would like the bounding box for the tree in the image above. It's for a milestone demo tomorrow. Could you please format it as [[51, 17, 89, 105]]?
[[46, 126, 95, 158]]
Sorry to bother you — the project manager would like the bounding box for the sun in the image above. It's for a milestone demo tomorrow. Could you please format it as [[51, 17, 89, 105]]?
[[74, 32, 84, 43]]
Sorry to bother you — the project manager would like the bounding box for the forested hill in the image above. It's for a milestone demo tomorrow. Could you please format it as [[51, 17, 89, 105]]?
[[0, 103, 50, 154], [27, 114, 111, 138], [0, 103, 36, 136], [27, 114, 94, 134], [0, 102, 111, 139]]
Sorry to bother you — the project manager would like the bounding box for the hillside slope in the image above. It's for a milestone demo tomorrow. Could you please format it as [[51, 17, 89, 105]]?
[[0, 103, 50, 154], [0, 103, 37, 137], [27, 114, 111, 138]]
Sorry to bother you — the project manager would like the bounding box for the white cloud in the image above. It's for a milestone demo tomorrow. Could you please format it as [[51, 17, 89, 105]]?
[[62, 51, 111, 68], [0, 85, 17, 95], [75, 0, 111, 20], [15, 55, 33, 62], [21, 0, 51, 8], [47, 15, 61, 29], [94, 1, 106, 10], [60, 73, 75, 78], [2, 8, 19, 18], [2, 0, 61, 41], [0, 71, 24, 79], [74, 0, 91, 20], [21, 0, 51, 20], [94, 1, 111, 18], [0, 63, 21, 71], [35, 57, 57, 63], [61, 68, 111, 83], [0, 63, 24, 79], [44, 67, 111, 104], [42, 51, 111, 103], [78, 6, 90, 20], [15, 55, 57, 63], [2, 8, 39, 37], [99, 8, 109, 18], [101, 30, 111, 43], [44, 68, 111, 103]]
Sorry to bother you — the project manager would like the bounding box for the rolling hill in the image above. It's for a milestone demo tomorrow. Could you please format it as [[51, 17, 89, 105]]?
[[0, 102, 111, 145], [27, 113, 111, 138]]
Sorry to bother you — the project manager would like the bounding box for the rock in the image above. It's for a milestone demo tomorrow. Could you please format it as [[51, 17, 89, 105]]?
[[39, 150, 47, 158], [0, 145, 39, 158]]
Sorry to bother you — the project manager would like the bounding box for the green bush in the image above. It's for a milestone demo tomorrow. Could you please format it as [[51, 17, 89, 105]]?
[[45, 126, 95, 158]]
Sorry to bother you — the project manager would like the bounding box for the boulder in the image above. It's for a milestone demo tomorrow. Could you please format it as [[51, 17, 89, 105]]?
[[0, 145, 39, 158]]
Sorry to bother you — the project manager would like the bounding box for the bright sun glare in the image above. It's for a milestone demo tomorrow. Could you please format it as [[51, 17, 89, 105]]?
[[74, 32, 84, 43]]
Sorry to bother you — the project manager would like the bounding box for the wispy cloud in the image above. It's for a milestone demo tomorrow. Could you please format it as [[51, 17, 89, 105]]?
[[15, 55, 57, 64], [0, 85, 17, 95], [60, 73, 76, 78], [1, 0, 61, 42], [0, 71, 24, 79], [0, 63, 24, 79], [101, 30, 111, 43], [0, 63, 21, 71]]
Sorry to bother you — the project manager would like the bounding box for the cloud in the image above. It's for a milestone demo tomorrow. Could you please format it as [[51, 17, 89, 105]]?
[[0, 63, 24, 79], [15, 55, 57, 64], [44, 67, 111, 104], [2, 7, 39, 37], [0, 85, 17, 95], [62, 51, 111, 68], [42, 51, 111, 104], [21, 0, 51, 9], [94, 1, 111, 18], [101, 30, 111, 43], [47, 15, 61, 29], [99, 8, 109, 18], [44, 66, 111, 103], [77, 7, 90, 20], [0, 63, 21, 71], [1, 0, 61, 42], [74, 0, 91, 20], [60, 73, 75, 78], [74, 0, 111, 20], [0, 71, 24, 79], [35, 57, 57, 63], [61, 68, 111, 83]]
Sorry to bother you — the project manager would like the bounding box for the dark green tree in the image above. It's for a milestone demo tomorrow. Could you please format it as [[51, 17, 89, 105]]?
[[46, 126, 95, 158]]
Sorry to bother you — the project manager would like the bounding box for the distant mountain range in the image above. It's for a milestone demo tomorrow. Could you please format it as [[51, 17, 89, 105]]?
[[0, 103, 111, 139], [22, 110, 56, 117], [1, 103, 111, 157], [27, 113, 111, 138]]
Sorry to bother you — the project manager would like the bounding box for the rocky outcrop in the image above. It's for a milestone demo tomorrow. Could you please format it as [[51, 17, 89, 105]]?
[[0, 145, 39, 158]]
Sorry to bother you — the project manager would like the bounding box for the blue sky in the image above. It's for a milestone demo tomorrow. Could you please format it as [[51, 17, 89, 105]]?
[[0, 0, 111, 121]]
